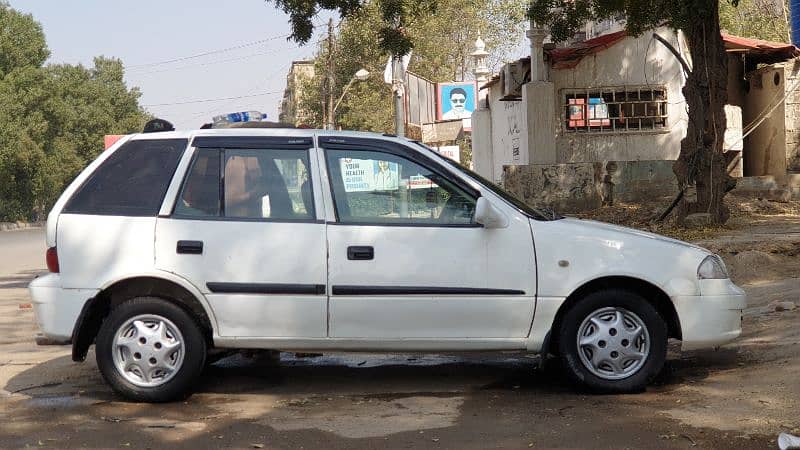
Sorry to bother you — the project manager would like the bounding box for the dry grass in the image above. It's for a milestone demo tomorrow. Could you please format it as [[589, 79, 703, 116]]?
[[573, 196, 800, 242]]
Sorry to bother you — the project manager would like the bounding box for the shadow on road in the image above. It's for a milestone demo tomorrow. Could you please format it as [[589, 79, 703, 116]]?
[[1, 348, 764, 450], [0, 269, 41, 290], [5, 346, 747, 402]]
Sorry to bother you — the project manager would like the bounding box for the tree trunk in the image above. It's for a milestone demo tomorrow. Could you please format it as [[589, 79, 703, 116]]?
[[673, 0, 737, 225]]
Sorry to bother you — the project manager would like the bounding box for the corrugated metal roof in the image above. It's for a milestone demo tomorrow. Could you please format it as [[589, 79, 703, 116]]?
[[721, 33, 800, 62]]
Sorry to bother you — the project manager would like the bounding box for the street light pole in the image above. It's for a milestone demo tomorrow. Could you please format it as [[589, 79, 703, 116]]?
[[392, 55, 406, 137], [326, 18, 335, 130], [332, 69, 370, 126]]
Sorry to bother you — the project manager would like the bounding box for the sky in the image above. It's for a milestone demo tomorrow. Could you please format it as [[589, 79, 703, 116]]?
[[10, 1, 333, 130]]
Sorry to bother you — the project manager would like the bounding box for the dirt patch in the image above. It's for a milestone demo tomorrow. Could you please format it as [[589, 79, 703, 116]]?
[[576, 196, 800, 241], [726, 251, 790, 285]]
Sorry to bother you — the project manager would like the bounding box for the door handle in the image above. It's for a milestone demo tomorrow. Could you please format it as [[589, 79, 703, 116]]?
[[177, 240, 203, 255], [347, 246, 374, 260]]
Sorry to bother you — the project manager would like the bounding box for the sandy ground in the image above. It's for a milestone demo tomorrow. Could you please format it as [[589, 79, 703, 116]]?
[[0, 207, 798, 449]]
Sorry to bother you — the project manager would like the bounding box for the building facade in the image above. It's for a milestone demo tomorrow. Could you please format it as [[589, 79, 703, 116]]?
[[473, 27, 799, 184], [278, 60, 315, 126]]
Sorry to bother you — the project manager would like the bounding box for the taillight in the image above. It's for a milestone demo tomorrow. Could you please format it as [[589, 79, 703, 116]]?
[[46, 247, 59, 273]]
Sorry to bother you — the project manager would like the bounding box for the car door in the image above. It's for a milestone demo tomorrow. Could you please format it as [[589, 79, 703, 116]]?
[[320, 136, 535, 341], [155, 135, 327, 338]]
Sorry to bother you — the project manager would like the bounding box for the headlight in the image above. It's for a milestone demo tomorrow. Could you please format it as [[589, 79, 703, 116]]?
[[697, 255, 729, 279]]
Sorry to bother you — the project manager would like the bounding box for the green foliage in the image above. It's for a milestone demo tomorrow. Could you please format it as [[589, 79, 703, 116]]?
[[719, 0, 789, 43], [0, 1, 48, 77], [294, 0, 527, 133], [272, 0, 447, 56], [527, 0, 740, 42], [0, 5, 148, 221]]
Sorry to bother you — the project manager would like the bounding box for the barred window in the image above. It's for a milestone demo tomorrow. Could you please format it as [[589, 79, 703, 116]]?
[[563, 87, 668, 133]]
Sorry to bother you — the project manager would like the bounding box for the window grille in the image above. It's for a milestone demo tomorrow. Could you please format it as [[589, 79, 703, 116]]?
[[563, 87, 668, 133]]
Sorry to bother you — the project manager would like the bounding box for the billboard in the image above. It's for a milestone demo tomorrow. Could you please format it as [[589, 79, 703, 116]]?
[[437, 82, 477, 121]]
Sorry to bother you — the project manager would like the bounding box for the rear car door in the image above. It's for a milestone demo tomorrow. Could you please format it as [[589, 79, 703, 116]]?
[[155, 136, 327, 338]]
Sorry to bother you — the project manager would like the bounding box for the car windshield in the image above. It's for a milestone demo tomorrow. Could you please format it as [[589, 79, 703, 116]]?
[[409, 141, 562, 221]]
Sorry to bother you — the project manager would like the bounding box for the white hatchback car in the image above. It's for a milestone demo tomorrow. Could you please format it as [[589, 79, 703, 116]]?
[[29, 128, 745, 402]]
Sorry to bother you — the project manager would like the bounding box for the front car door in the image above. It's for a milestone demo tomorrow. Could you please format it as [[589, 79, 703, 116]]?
[[320, 136, 536, 345], [155, 135, 328, 339]]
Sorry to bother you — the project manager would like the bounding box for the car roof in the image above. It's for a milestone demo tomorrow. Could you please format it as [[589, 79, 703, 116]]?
[[128, 128, 408, 146]]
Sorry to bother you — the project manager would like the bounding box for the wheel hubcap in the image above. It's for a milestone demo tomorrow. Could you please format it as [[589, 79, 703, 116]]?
[[112, 314, 185, 388], [576, 307, 650, 380]]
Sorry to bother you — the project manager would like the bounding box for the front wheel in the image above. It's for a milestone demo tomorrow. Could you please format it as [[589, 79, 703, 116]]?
[[96, 297, 207, 402], [558, 289, 667, 393]]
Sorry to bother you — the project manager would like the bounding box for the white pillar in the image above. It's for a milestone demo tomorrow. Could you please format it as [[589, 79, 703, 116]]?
[[527, 21, 548, 82], [471, 34, 490, 104], [525, 20, 556, 163], [471, 34, 494, 175]]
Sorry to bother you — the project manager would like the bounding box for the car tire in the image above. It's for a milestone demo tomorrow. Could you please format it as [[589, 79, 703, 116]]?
[[557, 289, 667, 393], [96, 297, 207, 402]]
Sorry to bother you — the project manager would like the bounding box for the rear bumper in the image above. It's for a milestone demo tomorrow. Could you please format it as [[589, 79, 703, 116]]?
[[28, 274, 97, 345], [673, 279, 746, 351]]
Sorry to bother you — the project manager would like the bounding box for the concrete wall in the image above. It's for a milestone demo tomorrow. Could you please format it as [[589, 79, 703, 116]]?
[[743, 64, 787, 176], [784, 59, 800, 173], [471, 106, 494, 179], [473, 27, 755, 185], [727, 54, 746, 108], [485, 81, 528, 183], [549, 28, 689, 163], [525, 82, 557, 164], [725, 105, 744, 177], [502, 160, 678, 213]]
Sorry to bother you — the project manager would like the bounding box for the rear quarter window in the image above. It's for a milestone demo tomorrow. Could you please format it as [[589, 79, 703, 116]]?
[[63, 138, 188, 216]]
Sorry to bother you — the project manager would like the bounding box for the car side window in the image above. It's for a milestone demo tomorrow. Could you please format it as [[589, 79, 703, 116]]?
[[174, 148, 221, 217], [65, 139, 188, 216], [174, 148, 313, 221], [325, 148, 476, 225]]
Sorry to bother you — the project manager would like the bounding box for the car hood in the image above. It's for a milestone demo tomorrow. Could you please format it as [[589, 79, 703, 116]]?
[[566, 218, 710, 253]]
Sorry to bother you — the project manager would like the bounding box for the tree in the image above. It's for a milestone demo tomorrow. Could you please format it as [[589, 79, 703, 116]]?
[[284, 0, 527, 132], [719, 0, 789, 43], [272, 0, 435, 57], [0, 3, 149, 221], [528, 1, 740, 224], [0, 2, 48, 77]]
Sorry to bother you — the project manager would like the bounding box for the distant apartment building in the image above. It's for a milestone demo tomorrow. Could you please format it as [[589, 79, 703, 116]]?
[[279, 60, 315, 126]]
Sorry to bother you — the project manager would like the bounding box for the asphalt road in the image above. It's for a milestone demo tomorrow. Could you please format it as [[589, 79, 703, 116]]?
[[0, 228, 777, 449], [0, 228, 45, 276]]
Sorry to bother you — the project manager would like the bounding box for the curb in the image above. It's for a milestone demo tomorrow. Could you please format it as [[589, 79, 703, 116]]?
[[0, 222, 44, 232]]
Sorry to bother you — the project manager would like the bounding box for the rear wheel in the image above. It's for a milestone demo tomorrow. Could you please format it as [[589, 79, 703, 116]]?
[[96, 297, 206, 402], [558, 289, 667, 393]]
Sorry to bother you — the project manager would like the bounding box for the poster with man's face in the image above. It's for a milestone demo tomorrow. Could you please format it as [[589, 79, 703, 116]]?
[[437, 82, 477, 121]]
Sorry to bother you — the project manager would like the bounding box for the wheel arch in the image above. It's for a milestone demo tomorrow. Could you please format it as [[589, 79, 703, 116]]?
[[72, 274, 216, 362], [545, 276, 681, 355]]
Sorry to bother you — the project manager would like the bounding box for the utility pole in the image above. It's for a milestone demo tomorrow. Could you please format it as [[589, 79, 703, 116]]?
[[392, 55, 405, 137], [326, 18, 335, 130]]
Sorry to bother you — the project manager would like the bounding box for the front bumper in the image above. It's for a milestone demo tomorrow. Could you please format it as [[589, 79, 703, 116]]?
[[28, 274, 98, 344], [673, 279, 747, 351]]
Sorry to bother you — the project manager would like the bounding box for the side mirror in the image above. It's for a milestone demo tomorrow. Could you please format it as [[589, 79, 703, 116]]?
[[475, 197, 509, 229]]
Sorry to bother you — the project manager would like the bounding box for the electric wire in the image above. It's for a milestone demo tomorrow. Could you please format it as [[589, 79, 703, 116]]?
[[125, 33, 291, 70], [129, 44, 301, 76], [125, 21, 324, 71], [186, 61, 293, 121], [142, 90, 283, 107]]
